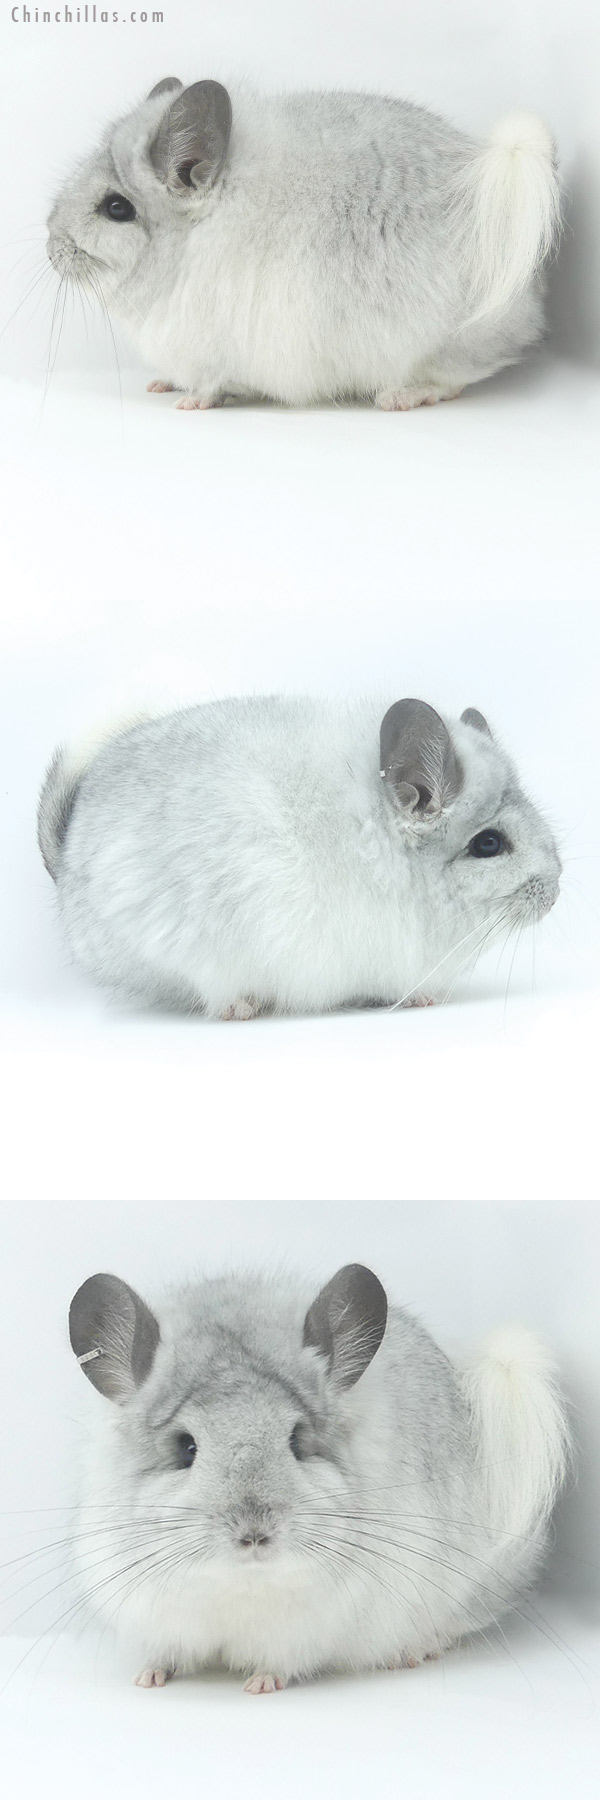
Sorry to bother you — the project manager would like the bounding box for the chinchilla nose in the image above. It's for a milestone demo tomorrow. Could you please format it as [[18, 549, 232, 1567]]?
[[47, 230, 76, 275], [234, 1495, 276, 1549], [524, 873, 560, 919]]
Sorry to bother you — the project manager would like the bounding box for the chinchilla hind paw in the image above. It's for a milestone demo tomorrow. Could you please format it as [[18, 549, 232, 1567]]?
[[376, 384, 463, 411], [175, 392, 226, 410], [135, 1667, 174, 1688]]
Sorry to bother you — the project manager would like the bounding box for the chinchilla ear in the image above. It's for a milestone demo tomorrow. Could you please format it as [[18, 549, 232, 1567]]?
[[147, 78, 183, 100], [461, 707, 492, 739], [303, 1264, 388, 1389], [150, 80, 232, 192], [380, 698, 462, 818], [69, 1274, 160, 1404]]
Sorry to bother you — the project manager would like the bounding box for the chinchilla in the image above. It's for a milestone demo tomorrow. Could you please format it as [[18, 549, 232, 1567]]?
[[38, 694, 562, 1019], [68, 1263, 569, 1692], [46, 79, 560, 409]]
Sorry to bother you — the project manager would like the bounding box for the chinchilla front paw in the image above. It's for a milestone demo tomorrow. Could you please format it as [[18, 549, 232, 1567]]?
[[243, 1672, 287, 1695], [221, 996, 261, 1021], [135, 1667, 174, 1688]]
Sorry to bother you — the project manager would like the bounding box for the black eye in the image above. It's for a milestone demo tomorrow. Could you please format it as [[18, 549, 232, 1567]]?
[[99, 192, 136, 222], [468, 830, 507, 859], [174, 1432, 197, 1469]]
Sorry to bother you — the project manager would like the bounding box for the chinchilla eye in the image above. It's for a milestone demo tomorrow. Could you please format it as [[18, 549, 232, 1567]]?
[[468, 829, 507, 859], [100, 192, 137, 223], [174, 1432, 197, 1469], [289, 1424, 306, 1460]]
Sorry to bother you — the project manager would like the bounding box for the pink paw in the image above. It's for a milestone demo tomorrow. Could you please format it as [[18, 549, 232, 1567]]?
[[147, 379, 177, 394], [376, 386, 462, 412], [135, 1667, 173, 1689], [221, 996, 259, 1021], [175, 394, 226, 411], [244, 1673, 286, 1695]]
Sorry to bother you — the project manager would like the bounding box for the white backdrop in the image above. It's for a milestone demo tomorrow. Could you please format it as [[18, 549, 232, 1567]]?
[[0, 12, 598, 1788], [2, 0, 600, 373], [0, 0, 598, 1209], [0, 360, 598, 1203], [1, 1199, 599, 1627]]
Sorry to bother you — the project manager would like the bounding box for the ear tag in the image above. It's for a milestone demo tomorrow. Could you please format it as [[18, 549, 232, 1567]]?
[[77, 1347, 104, 1366]]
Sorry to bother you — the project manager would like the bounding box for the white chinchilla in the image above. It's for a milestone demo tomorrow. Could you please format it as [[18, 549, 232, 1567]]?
[[38, 694, 561, 1019], [68, 1264, 570, 1692], [46, 79, 560, 409]]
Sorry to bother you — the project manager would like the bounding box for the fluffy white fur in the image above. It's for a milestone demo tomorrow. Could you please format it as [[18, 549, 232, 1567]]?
[[69, 1269, 570, 1692], [46, 82, 560, 408], [453, 113, 560, 326], [461, 1326, 571, 1539], [38, 694, 562, 1018]]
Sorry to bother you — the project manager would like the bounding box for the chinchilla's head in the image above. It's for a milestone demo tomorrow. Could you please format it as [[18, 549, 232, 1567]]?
[[69, 1266, 388, 1590], [378, 699, 561, 972], [46, 78, 232, 304]]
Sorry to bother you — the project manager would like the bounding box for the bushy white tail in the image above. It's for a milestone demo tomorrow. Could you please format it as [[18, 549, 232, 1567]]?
[[37, 672, 202, 879], [37, 707, 152, 880], [461, 1326, 570, 1542], [455, 112, 561, 326]]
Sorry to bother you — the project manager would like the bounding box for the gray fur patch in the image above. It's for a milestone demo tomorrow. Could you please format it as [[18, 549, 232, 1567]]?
[[37, 748, 81, 881]]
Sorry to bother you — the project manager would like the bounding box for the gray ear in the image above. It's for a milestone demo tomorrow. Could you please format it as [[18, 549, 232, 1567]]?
[[148, 78, 183, 101], [303, 1264, 388, 1389], [380, 698, 462, 818], [69, 1274, 160, 1404], [150, 80, 232, 191], [461, 707, 492, 739]]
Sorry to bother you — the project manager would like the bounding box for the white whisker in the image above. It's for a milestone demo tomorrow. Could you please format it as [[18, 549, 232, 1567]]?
[[387, 904, 511, 1011]]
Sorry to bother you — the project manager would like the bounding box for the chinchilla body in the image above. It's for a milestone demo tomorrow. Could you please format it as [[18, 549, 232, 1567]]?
[[68, 1266, 569, 1688], [46, 82, 560, 407], [38, 694, 561, 1018]]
